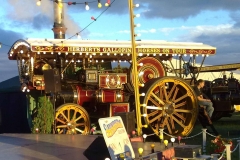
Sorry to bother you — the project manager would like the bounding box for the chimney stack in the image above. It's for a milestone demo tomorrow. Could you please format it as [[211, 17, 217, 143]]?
[[52, 0, 67, 39]]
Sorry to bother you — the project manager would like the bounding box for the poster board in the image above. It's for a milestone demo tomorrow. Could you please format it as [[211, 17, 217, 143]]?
[[98, 116, 135, 160]]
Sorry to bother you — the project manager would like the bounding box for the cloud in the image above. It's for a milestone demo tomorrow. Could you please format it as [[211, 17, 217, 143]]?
[[0, 28, 23, 82], [175, 23, 240, 65], [4, 0, 83, 37], [65, 0, 240, 20], [141, 0, 240, 19]]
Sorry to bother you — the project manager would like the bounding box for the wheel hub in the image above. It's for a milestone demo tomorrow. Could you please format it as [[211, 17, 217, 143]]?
[[67, 121, 76, 129], [164, 102, 175, 115]]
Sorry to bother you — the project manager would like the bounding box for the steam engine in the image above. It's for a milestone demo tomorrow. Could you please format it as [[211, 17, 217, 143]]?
[[204, 74, 240, 120]]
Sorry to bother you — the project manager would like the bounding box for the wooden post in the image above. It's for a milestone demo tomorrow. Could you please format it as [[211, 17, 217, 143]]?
[[225, 144, 231, 160]]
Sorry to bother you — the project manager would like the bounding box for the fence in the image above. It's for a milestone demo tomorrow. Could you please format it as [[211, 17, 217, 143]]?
[[141, 128, 240, 160]]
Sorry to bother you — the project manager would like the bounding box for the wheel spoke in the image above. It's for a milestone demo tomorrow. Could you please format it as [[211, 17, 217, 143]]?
[[56, 125, 68, 128], [72, 110, 77, 121], [175, 109, 192, 113], [173, 112, 186, 122], [56, 118, 67, 125], [68, 109, 70, 121], [172, 116, 186, 128], [160, 116, 168, 128], [163, 84, 168, 102], [148, 110, 159, 117], [74, 115, 83, 122], [167, 83, 177, 100], [159, 86, 163, 100], [75, 123, 86, 127], [166, 117, 173, 134], [149, 113, 162, 124], [174, 94, 188, 103], [59, 129, 64, 134], [150, 92, 165, 105], [172, 87, 179, 101], [169, 115, 175, 130], [175, 101, 187, 108], [60, 112, 69, 122], [149, 97, 162, 108]]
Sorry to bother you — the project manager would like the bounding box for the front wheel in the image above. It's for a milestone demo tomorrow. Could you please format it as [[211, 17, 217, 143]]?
[[55, 103, 91, 134]]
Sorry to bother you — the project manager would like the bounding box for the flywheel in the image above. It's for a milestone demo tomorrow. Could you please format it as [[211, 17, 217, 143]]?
[[129, 57, 166, 87], [55, 103, 90, 135], [140, 76, 198, 137]]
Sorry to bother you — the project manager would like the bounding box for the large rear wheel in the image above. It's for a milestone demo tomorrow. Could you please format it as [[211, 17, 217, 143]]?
[[140, 77, 198, 137]]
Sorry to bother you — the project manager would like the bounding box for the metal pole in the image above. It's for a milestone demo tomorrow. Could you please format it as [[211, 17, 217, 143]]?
[[225, 144, 231, 160], [179, 55, 182, 78], [196, 55, 206, 80], [202, 128, 207, 154], [128, 0, 142, 136]]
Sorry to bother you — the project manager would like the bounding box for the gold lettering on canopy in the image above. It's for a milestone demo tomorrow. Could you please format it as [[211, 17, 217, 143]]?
[[31, 46, 216, 55]]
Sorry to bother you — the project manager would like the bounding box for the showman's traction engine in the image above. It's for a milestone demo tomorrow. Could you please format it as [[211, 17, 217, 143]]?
[[8, 38, 226, 137]]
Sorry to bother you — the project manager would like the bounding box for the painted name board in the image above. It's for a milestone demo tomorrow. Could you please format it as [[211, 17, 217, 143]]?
[[99, 116, 135, 160], [32, 46, 216, 55]]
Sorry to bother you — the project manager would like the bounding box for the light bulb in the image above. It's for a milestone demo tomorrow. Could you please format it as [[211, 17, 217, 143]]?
[[135, 33, 141, 37], [164, 140, 168, 147], [143, 134, 147, 139], [141, 93, 145, 96], [171, 137, 175, 143], [135, 14, 140, 18], [85, 2, 90, 10], [135, 4, 139, 7], [105, 2, 109, 6], [135, 23, 141, 27], [98, 0, 102, 8], [36, 0, 41, 6], [138, 148, 143, 157], [77, 33, 80, 39]]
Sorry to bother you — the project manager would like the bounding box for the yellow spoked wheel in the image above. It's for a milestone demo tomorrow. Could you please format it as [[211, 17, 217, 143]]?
[[55, 103, 90, 135], [140, 77, 198, 137]]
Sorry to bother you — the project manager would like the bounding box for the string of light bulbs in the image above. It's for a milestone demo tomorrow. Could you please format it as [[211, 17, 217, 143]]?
[[52, 0, 116, 43], [36, 0, 112, 9], [0, 42, 12, 48]]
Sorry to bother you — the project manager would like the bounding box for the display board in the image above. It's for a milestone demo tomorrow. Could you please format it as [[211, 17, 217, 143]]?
[[99, 116, 135, 160]]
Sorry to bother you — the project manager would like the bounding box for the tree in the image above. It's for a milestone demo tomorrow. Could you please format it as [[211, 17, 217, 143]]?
[[32, 96, 54, 133]]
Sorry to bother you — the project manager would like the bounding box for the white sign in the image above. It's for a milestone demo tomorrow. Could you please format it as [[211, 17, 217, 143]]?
[[98, 116, 135, 160]]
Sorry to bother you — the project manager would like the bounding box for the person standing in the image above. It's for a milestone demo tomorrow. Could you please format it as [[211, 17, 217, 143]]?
[[193, 79, 214, 118]]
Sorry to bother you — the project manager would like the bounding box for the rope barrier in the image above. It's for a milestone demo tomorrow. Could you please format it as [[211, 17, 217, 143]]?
[[231, 143, 239, 153], [182, 132, 203, 140], [205, 131, 218, 138], [162, 131, 203, 139], [218, 149, 226, 160]]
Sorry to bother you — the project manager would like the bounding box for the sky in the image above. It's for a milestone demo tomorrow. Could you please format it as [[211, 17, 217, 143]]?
[[0, 0, 240, 82]]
